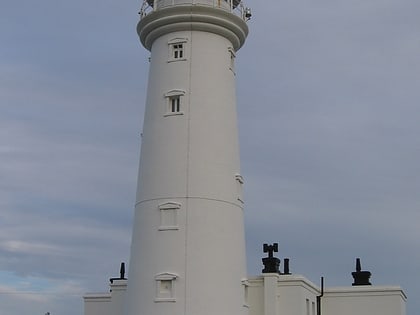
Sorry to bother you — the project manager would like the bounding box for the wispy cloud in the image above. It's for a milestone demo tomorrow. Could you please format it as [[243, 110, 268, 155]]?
[[1, 0, 419, 314]]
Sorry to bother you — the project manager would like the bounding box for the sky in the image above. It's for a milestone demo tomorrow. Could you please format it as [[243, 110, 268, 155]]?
[[1, 0, 419, 314]]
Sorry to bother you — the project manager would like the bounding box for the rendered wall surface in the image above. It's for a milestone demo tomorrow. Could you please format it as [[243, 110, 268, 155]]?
[[125, 3, 249, 315], [247, 274, 319, 315], [84, 294, 111, 315], [246, 274, 406, 315], [84, 280, 127, 315], [323, 286, 407, 315], [84, 275, 407, 315]]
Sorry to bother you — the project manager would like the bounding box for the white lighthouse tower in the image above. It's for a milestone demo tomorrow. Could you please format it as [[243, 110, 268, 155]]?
[[83, 3, 408, 315], [125, 1, 250, 315]]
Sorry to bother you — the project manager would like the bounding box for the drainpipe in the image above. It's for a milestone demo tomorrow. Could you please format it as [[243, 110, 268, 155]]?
[[316, 277, 324, 315]]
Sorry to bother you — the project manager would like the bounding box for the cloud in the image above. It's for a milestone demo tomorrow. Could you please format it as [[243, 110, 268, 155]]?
[[1, 0, 419, 314], [0, 275, 85, 315]]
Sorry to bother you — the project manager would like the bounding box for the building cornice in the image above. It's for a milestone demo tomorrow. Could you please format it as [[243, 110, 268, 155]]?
[[137, 5, 248, 51]]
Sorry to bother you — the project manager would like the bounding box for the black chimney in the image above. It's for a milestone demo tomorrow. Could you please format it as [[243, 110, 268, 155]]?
[[262, 243, 280, 274], [351, 258, 371, 286], [283, 258, 291, 275]]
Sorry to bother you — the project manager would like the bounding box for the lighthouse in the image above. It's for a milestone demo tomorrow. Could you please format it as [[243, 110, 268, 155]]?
[[125, 1, 251, 315], [83, 2, 408, 315]]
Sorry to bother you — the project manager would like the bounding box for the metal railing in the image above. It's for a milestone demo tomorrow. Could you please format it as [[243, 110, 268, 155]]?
[[138, 0, 251, 22]]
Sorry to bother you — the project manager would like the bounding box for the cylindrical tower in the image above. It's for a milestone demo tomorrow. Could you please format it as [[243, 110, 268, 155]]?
[[125, 1, 250, 314]]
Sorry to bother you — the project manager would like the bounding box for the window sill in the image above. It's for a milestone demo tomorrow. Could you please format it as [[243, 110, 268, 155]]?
[[168, 58, 187, 63], [155, 298, 176, 303], [158, 226, 179, 231], [164, 112, 184, 117]]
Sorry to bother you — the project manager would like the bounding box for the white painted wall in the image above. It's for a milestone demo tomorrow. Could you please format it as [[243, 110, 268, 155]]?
[[84, 294, 111, 315], [109, 280, 128, 315], [323, 286, 407, 315], [84, 273, 406, 315], [84, 280, 127, 315], [246, 274, 406, 315], [248, 274, 318, 315]]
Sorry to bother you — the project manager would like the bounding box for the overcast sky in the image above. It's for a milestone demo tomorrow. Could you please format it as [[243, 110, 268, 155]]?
[[1, 0, 419, 314]]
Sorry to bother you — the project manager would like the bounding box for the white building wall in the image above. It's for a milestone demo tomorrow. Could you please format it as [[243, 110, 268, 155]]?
[[109, 280, 128, 315], [247, 278, 264, 315], [323, 286, 407, 315], [84, 273, 407, 315], [276, 276, 318, 315], [246, 274, 406, 315], [84, 280, 127, 315], [247, 274, 318, 315], [84, 294, 111, 315]]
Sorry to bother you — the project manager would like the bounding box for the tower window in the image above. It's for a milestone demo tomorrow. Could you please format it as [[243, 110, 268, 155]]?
[[159, 280, 172, 297], [164, 89, 185, 116], [173, 44, 183, 59], [155, 273, 178, 302], [168, 38, 188, 62], [158, 202, 181, 230], [170, 96, 180, 113]]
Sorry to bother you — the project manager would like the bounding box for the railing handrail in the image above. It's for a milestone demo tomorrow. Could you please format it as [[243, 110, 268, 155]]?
[[138, 0, 251, 22]]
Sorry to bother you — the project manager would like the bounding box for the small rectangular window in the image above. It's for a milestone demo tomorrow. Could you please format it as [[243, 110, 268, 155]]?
[[161, 207, 177, 229], [306, 299, 310, 315], [159, 280, 172, 298], [155, 273, 178, 302], [170, 96, 180, 113], [164, 90, 185, 116], [173, 44, 183, 59], [158, 202, 180, 230], [168, 38, 188, 62]]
